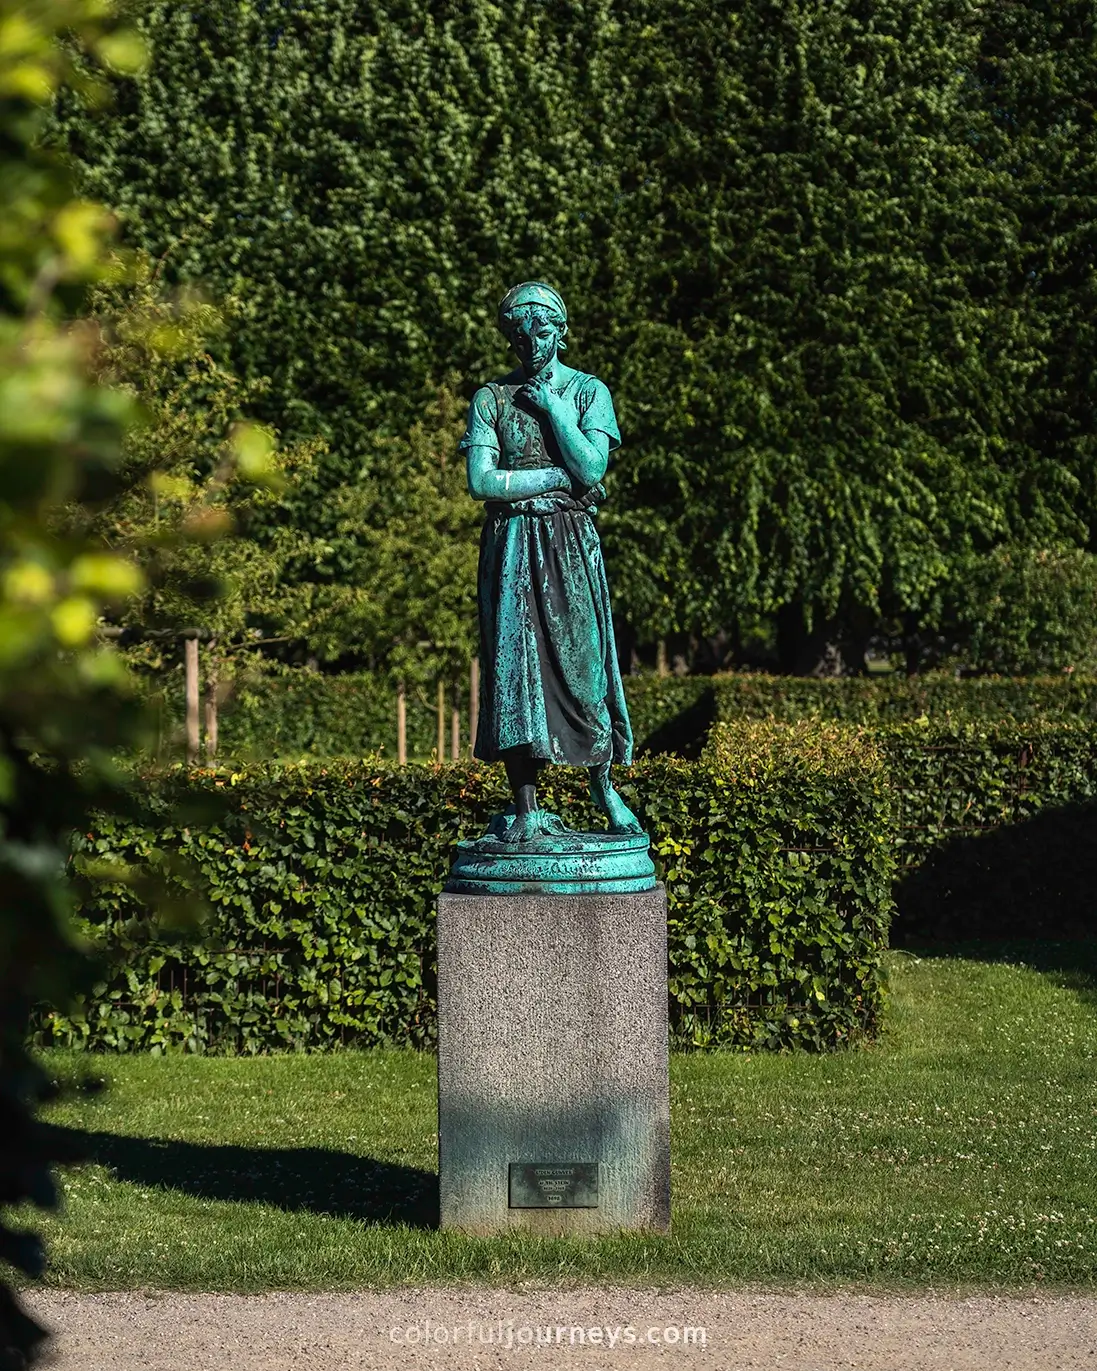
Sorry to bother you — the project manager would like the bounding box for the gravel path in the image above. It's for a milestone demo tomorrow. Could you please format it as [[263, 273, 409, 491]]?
[[28, 1287, 1097, 1370]]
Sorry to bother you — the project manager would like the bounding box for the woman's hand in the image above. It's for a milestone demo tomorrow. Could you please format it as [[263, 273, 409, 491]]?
[[578, 481, 607, 508], [518, 373, 610, 488], [519, 373, 567, 423], [542, 466, 574, 493]]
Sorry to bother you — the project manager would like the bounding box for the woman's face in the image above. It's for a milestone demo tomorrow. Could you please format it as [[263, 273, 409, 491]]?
[[509, 310, 562, 375]]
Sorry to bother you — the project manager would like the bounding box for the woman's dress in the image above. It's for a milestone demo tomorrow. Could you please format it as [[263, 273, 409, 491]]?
[[460, 366, 634, 768]]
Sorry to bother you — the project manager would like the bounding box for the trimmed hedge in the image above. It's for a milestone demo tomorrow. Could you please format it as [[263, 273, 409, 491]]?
[[144, 667, 714, 762], [715, 673, 1097, 725], [881, 719, 1097, 942], [207, 671, 443, 762], [145, 667, 1097, 764], [43, 722, 895, 1055], [882, 719, 1097, 867], [43, 715, 1097, 1057]]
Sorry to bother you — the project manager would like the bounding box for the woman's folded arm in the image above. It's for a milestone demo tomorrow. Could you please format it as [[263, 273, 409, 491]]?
[[466, 446, 571, 502]]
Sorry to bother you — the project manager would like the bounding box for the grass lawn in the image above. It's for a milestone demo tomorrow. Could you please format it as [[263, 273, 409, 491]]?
[[25, 945, 1097, 1292]]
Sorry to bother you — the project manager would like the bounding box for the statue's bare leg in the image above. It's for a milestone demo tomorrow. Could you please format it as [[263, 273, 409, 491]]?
[[589, 761, 642, 834], [504, 750, 540, 814], [499, 751, 544, 842], [498, 749, 568, 842]]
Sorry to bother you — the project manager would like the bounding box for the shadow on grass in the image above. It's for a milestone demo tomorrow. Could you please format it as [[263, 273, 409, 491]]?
[[890, 797, 1097, 1011], [56, 1128, 438, 1228]]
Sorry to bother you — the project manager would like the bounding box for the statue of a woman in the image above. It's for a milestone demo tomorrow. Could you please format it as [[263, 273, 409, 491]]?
[[461, 282, 642, 843]]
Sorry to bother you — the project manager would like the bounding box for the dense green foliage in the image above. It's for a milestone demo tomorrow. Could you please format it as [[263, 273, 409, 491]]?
[[973, 2, 1097, 602], [714, 672, 1097, 724], [71, 260, 318, 650], [45, 725, 894, 1055], [0, 2, 157, 1362], [49, 0, 1097, 672], [884, 719, 1097, 867]]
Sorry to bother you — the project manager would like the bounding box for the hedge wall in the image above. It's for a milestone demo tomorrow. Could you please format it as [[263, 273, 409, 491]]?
[[43, 721, 894, 1055], [146, 666, 1097, 764], [714, 673, 1097, 725], [881, 719, 1097, 943], [45, 715, 1097, 1057], [144, 668, 713, 762]]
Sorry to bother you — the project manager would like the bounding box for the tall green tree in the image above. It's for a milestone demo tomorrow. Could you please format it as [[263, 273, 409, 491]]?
[[50, 0, 1097, 674], [597, 0, 1060, 671], [926, 0, 1097, 674], [69, 257, 325, 712]]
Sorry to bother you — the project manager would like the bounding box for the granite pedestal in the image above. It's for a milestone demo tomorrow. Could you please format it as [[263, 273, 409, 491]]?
[[436, 885, 670, 1235]]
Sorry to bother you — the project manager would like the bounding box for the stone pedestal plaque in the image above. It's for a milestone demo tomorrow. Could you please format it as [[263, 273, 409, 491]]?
[[436, 885, 670, 1235]]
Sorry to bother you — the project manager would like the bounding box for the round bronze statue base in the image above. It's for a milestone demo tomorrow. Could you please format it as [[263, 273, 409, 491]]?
[[445, 824, 656, 895]]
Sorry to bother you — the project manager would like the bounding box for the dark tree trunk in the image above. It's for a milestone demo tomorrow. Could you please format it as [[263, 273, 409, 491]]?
[[902, 611, 922, 677], [776, 604, 870, 677]]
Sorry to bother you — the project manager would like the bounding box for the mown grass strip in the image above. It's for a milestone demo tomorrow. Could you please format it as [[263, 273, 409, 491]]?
[[26, 947, 1097, 1292]]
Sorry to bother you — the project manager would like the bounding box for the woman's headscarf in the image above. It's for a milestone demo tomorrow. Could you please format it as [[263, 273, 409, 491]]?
[[497, 281, 568, 335]]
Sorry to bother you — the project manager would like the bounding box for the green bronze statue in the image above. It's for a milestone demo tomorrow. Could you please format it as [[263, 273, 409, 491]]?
[[460, 281, 643, 847]]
